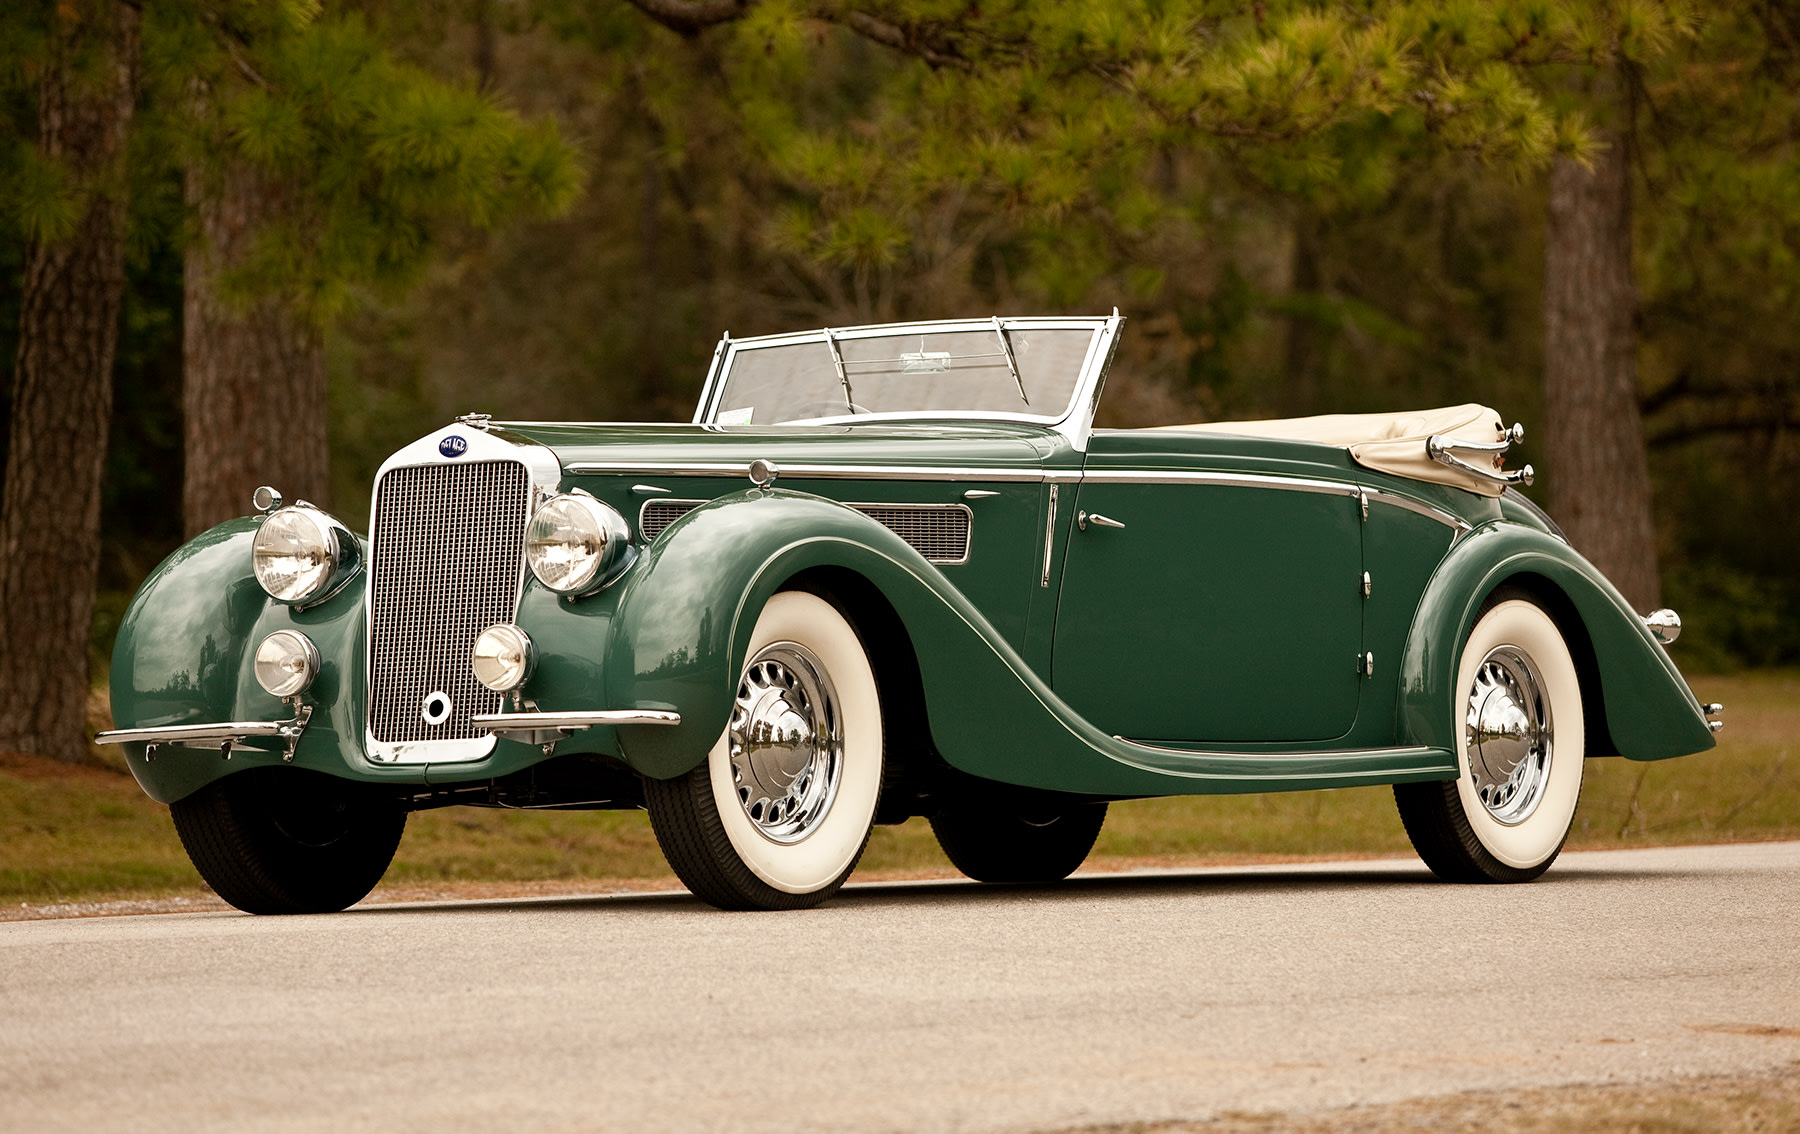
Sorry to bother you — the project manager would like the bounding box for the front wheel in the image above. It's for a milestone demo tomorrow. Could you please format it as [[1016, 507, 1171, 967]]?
[[644, 590, 884, 910], [170, 767, 406, 914], [1394, 589, 1585, 883]]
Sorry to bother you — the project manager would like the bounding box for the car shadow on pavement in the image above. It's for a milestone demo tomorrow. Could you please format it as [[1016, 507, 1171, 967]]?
[[340, 860, 1700, 919]]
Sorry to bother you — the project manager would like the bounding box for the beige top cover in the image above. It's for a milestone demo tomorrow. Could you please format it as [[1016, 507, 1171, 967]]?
[[1163, 403, 1513, 497]]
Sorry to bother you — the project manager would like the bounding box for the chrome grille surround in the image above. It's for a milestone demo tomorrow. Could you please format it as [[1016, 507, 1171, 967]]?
[[361, 423, 563, 766], [367, 460, 532, 750], [639, 497, 971, 565]]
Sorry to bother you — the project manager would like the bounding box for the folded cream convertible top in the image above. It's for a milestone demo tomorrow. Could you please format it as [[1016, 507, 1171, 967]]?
[[1160, 403, 1514, 497]]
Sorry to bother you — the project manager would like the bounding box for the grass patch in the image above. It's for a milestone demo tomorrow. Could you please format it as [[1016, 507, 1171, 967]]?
[[1064, 1070, 1800, 1133], [4, 671, 1795, 910]]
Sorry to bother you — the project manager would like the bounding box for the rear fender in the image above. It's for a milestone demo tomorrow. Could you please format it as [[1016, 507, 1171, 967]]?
[[1397, 522, 1715, 761]]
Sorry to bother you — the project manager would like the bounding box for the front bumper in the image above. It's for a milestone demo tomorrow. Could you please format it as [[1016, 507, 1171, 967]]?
[[95, 706, 313, 761]]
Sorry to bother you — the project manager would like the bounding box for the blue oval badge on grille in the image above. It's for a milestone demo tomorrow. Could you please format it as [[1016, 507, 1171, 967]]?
[[438, 435, 468, 458]]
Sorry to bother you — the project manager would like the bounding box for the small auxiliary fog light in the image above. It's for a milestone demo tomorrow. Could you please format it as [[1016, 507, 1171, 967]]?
[[254, 630, 320, 698], [472, 623, 535, 693]]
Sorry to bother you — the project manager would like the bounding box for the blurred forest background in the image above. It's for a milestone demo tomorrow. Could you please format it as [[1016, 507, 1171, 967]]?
[[2, 0, 1799, 764]]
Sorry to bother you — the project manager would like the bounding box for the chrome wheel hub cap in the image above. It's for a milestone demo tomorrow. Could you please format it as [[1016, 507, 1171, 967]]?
[[729, 642, 842, 843], [1465, 645, 1554, 825]]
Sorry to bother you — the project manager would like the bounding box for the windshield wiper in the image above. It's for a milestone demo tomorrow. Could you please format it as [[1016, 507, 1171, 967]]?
[[993, 317, 1029, 406], [821, 326, 855, 411]]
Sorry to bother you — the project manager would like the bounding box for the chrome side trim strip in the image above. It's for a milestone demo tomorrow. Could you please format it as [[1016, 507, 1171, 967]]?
[[1079, 469, 1359, 496], [1111, 738, 1458, 783], [567, 461, 1055, 482], [1363, 488, 1473, 532]]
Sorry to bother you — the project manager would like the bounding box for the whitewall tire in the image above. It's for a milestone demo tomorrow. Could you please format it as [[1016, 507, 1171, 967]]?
[[644, 590, 883, 910], [1395, 589, 1585, 883]]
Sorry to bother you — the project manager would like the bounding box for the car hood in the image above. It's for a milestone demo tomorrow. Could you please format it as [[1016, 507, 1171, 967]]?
[[496, 420, 1069, 476]]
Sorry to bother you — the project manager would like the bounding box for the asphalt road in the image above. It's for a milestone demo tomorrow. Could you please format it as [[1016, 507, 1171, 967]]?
[[4, 842, 1799, 1134]]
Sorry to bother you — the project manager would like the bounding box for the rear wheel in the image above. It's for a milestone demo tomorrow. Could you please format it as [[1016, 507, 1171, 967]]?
[[170, 767, 406, 914], [930, 798, 1108, 884], [1394, 589, 1584, 883], [644, 590, 884, 910]]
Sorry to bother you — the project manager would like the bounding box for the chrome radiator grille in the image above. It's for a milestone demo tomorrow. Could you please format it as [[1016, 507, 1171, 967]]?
[[639, 498, 971, 564], [367, 460, 531, 744]]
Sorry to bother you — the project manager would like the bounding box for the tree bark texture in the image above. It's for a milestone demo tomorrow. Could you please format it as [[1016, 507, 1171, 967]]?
[[0, 0, 139, 762], [1544, 133, 1661, 612], [183, 162, 329, 537]]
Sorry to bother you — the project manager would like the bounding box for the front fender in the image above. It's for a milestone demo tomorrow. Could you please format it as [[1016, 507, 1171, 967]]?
[[603, 488, 947, 779], [106, 518, 412, 803], [1397, 522, 1715, 761]]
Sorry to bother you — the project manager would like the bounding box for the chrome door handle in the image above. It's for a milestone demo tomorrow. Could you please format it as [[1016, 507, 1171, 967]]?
[[1077, 511, 1125, 531]]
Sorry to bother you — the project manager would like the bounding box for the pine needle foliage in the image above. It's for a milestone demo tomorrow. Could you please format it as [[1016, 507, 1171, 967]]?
[[1, 0, 582, 318]]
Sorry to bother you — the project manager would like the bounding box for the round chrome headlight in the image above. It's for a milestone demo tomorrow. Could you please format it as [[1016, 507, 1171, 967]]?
[[253, 505, 355, 604], [526, 492, 633, 595], [472, 623, 535, 692], [254, 630, 320, 698]]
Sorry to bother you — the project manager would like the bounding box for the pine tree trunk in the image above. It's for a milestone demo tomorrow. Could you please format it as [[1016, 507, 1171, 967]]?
[[0, 0, 139, 762], [1543, 132, 1661, 612], [183, 162, 329, 537]]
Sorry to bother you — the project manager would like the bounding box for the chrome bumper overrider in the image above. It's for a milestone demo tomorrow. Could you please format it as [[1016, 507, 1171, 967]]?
[[95, 706, 313, 761], [470, 709, 681, 746]]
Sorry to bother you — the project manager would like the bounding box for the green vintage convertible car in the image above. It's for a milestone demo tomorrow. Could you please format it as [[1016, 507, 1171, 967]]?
[[100, 313, 1721, 912]]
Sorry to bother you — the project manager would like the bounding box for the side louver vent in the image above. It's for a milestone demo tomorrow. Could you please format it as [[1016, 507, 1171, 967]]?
[[638, 498, 971, 565]]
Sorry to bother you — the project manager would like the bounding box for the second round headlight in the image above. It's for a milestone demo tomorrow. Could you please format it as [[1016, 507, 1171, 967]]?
[[254, 630, 320, 698], [472, 623, 534, 692], [525, 492, 633, 594]]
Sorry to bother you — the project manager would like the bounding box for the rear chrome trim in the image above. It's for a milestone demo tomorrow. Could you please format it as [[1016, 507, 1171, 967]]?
[[1363, 488, 1472, 532]]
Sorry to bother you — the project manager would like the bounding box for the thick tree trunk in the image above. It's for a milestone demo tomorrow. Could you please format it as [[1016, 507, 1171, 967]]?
[[183, 162, 329, 537], [1282, 214, 1321, 415], [1544, 132, 1661, 612], [0, 0, 139, 762]]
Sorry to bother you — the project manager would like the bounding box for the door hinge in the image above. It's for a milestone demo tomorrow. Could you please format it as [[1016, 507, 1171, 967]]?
[[1361, 571, 1372, 598], [1355, 487, 1368, 521], [1357, 651, 1375, 677]]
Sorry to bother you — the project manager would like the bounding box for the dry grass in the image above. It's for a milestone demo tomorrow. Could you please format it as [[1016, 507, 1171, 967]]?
[[4, 670, 1795, 914], [1062, 1069, 1800, 1133]]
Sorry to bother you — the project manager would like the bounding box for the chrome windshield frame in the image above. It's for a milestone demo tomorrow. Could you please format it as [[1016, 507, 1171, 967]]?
[[692, 314, 1123, 451]]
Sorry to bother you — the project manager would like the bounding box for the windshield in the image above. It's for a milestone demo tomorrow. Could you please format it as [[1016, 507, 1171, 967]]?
[[707, 321, 1101, 426]]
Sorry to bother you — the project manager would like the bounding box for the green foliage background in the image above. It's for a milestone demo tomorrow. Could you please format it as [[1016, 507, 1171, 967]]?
[[1, 0, 1796, 675]]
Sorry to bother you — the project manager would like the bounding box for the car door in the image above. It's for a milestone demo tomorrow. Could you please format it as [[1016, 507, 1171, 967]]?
[[1050, 441, 1366, 744]]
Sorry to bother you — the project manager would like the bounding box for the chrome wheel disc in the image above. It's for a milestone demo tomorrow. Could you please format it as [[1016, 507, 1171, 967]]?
[[728, 641, 843, 844], [1464, 645, 1554, 826]]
